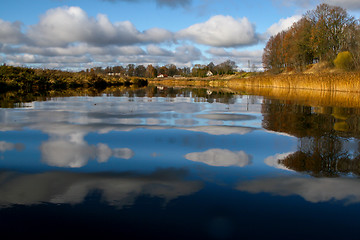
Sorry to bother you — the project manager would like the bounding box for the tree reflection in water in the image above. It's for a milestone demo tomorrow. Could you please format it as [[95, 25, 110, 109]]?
[[262, 98, 360, 177]]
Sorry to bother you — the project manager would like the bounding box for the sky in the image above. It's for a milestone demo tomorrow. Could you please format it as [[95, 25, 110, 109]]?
[[1, 0, 360, 71]]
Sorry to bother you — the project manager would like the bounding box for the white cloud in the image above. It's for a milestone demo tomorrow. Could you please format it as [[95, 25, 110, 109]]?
[[185, 148, 252, 167], [0, 19, 25, 44], [147, 44, 174, 56], [141, 28, 174, 43], [173, 45, 203, 64], [26, 6, 174, 47], [237, 177, 360, 204], [177, 15, 258, 47], [0, 6, 265, 69], [266, 15, 302, 37]]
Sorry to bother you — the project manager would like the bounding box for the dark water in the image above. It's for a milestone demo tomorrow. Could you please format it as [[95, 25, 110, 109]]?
[[1, 87, 360, 239]]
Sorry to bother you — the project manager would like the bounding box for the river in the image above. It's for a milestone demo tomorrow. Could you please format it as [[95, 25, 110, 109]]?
[[1, 87, 360, 239]]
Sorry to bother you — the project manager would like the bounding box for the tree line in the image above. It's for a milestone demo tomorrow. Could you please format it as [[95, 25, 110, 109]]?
[[0, 65, 147, 92], [84, 60, 238, 78], [263, 3, 360, 73]]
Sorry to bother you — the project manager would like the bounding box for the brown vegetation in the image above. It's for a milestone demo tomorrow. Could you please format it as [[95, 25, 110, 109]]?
[[263, 3, 360, 73], [228, 72, 360, 93]]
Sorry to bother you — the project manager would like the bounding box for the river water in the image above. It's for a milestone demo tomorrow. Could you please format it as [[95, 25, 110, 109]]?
[[1, 87, 360, 239]]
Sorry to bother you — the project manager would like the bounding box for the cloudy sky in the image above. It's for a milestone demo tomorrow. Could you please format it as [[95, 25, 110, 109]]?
[[1, 0, 360, 71]]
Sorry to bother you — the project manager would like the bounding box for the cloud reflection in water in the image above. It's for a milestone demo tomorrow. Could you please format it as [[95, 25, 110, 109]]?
[[0, 141, 24, 153], [0, 168, 203, 208], [237, 177, 360, 204], [185, 148, 252, 167]]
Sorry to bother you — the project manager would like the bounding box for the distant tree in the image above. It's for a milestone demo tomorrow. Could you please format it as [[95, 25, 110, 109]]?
[[215, 60, 237, 75], [192, 64, 207, 77], [134, 65, 146, 77], [181, 67, 191, 76], [126, 64, 135, 77], [158, 65, 169, 76], [113, 66, 126, 75], [145, 64, 157, 78], [167, 64, 178, 76]]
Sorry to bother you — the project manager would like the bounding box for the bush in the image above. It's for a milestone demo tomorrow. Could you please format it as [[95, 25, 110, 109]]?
[[334, 51, 354, 71]]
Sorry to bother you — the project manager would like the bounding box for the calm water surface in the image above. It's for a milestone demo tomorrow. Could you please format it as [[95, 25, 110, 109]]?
[[1, 87, 360, 239]]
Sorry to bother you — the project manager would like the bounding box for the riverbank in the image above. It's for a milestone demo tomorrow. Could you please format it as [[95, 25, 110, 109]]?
[[149, 71, 360, 108], [0, 65, 148, 92], [227, 72, 360, 93], [150, 71, 360, 93]]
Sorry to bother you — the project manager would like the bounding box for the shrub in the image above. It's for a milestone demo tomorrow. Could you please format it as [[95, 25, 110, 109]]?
[[334, 51, 354, 71]]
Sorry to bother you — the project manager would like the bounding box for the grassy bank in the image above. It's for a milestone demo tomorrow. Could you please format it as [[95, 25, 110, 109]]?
[[151, 70, 360, 93], [150, 71, 360, 108], [227, 72, 360, 93]]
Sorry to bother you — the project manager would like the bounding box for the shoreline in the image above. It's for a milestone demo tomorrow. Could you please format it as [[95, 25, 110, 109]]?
[[149, 72, 360, 108], [150, 71, 360, 92]]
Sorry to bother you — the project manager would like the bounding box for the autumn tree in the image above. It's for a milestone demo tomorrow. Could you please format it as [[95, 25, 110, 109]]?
[[192, 64, 207, 77], [126, 64, 135, 77], [306, 3, 357, 61], [215, 60, 237, 75], [167, 64, 178, 76], [134, 65, 146, 77], [283, 17, 314, 71], [113, 66, 126, 75], [263, 3, 359, 72], [262, 31, 286, 73], [145, 64, 157, 78]]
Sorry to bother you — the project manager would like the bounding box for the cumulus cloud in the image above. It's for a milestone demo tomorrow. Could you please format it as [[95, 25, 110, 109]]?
[[266, 15, 302, 37], [177, 15, 258, 47], [0, 5, 206, 68], [0, 5, 264, 69], [147, 44, 174, 56], [27, 6, 173, 47], [185, 149, 252, 167], [0, 19, 26, 44], [237, 177, 360, 204]]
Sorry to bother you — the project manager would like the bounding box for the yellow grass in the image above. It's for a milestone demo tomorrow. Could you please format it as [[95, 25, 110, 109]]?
[[227, 72, 360, 92], [150, 72, 360, 108]]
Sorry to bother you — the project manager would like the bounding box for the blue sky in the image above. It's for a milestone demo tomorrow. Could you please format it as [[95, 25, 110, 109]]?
[[1, 0, 360, 71]]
